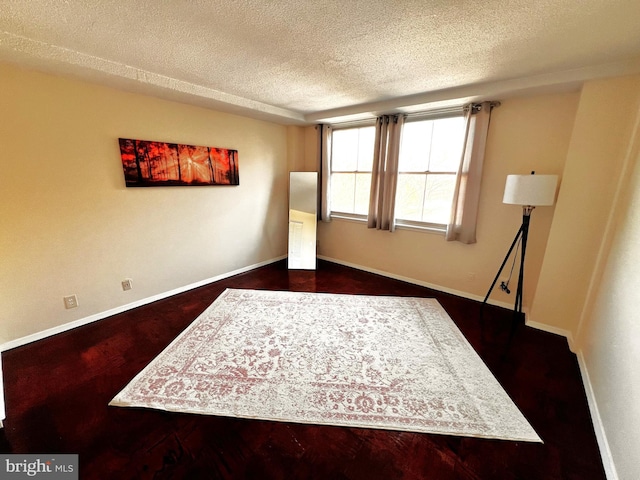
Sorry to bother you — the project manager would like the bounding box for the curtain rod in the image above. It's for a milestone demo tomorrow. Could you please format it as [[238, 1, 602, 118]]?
[[325, 101, 501, 127], [405, 105, 465, 120], [327, 118, 376, 129], [328, 107, 463, 128], [466, 101, 501, 113]]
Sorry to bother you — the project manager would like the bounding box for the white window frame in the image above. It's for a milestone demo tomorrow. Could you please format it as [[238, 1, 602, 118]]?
[[328, 107, 465, 232], [394, 109, 465, 233], [328, 120, 376, 221]]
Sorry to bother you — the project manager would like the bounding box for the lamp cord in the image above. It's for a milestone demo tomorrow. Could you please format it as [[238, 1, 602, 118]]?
[[500, 237, 522, 294]]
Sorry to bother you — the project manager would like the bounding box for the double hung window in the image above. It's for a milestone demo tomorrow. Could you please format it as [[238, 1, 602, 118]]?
[[395, 115, 465, 227], [329, 125, 375, 217], [329, 113, 466, 229]]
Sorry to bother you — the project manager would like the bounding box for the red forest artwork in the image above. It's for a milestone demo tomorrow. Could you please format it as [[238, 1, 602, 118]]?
[[119, 138, 239, 187]]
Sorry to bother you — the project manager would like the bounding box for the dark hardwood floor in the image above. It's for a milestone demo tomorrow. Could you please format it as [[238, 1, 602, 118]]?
[[0, 260, 606, 479]]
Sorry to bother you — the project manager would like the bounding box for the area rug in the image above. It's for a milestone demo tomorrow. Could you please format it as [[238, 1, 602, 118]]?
[[110, 288, 540, 442]]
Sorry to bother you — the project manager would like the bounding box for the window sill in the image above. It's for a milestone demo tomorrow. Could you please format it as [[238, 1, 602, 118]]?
[[395, 222, 446, 235], [329, 213, 367, 223], [328, 214, 446, 235]]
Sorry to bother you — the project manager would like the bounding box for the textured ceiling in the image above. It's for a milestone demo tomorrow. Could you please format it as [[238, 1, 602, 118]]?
[[2, 0, 640, 124]]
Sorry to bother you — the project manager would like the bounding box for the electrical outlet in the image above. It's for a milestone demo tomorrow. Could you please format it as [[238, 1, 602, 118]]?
[[121, 279, 133, 291], [64, 294, 78, 309]]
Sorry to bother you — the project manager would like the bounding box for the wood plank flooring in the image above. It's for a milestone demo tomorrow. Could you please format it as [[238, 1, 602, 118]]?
[[0, 260, 606, 479]]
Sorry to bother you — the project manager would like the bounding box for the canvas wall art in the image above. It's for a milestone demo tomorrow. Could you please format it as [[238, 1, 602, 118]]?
[[119, 138, 239, 187]]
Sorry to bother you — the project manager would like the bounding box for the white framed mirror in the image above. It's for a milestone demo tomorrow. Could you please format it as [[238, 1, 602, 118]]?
[[288, 172, 318, 270]]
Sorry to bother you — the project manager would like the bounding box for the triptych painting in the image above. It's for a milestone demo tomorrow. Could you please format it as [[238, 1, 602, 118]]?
[[119, 138, 239, 187]]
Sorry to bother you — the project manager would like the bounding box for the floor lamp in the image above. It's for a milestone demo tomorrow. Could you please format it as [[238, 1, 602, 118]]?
[[481, 172, 558, 342]]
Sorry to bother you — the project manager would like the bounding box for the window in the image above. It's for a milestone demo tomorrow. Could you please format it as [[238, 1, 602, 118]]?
[[329, 113, 466, 229], [330, 125, 375, 216], [395, 115, 466, 226]]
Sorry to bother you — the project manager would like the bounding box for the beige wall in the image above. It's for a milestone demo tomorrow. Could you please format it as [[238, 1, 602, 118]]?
[[3, 61, 638, 475], [0, 63, 289, 343], [286, 125, 318, 173], [287, 126, 307, 172], [576, 103, 640, 480], [314, 79, 640, 477], [531, 75, 640, 338], [316, 93, 579, 309]]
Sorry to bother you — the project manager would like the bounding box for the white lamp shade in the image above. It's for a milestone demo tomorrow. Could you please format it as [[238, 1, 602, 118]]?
[[503, 174, 558, 206]]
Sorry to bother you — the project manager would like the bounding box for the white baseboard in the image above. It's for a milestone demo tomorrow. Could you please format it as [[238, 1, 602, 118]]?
[[318, 255, 519, 310], [318, 255, 573, 341], [0, 255, 287, 353], [575, 350, 619, 480], [2, 254, 570, 353], [525, 320, 575, 350], [319, 255, 615, 475]]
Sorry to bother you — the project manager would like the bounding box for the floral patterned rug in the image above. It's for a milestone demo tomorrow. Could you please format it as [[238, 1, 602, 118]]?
[[110, 288, 540, 442]]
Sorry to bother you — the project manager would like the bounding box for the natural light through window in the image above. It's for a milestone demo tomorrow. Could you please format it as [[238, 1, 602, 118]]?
[[330, 126, 375, 215], [395, 116, 465, 226], [329, 114, 466, 228]]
